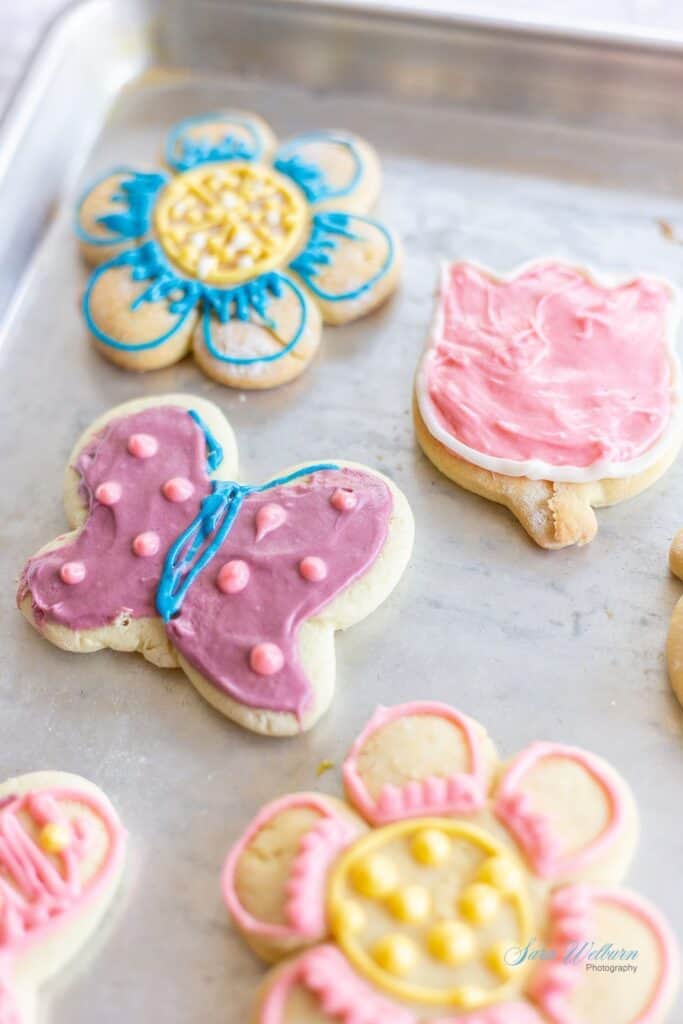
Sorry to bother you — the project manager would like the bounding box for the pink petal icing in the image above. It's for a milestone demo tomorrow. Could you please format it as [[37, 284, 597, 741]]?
[[284, 816, 359, 935], [222, 795, 356, 941], [260, 945, 417, 1024], [530, 885, 678, 1024], [417, 260, 680, 482], [343, 702, 489, 825], [494, 742, 626, 879]]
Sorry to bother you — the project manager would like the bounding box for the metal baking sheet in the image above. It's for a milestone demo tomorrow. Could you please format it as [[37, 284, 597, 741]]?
[[1, 1, 683, 1019]]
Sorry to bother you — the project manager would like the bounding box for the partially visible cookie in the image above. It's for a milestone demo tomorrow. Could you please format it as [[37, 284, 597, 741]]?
[[0, 771, 126, 1022], [415, 260, 682, 549]]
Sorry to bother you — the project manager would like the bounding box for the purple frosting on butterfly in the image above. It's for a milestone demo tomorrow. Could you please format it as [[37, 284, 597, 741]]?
[[19, 405, 392, 718]]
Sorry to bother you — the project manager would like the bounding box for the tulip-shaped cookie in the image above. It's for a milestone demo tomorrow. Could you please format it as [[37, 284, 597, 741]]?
[[76, 112, 399, 388], [18, 396, 413, 736], [0, 772, 126, 1023], [223, 702, 678, 1022], [415, 260, 682, 548]]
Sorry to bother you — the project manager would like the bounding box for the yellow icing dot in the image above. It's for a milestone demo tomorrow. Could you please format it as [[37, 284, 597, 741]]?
[[386, 885, 431, 924], [372, 934, 419, 976], [459, 883, 501, 925], [38, 822, 71, 854], [154, 161, 307, 286], [453, 986, 487, 1010], [476, 856, 523, 894], [330, 900, 366, 935], [427, 921, 476, 966], [486, 940, 516, 979], [350, 854, 398, 899], [411, 827, 451, 866]]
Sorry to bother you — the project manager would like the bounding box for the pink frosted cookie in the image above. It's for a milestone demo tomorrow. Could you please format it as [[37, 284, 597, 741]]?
[[0, 771, 126, 1023], [17, 395, 413, 737], [75, 112, 400, 389], [415, 260, 682, 548], [223, 701, 678, 1023]]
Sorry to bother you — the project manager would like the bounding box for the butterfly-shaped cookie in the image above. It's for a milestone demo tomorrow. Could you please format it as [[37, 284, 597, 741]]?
[[17, 396, 413, 735], [0, 772, 126, 1023]]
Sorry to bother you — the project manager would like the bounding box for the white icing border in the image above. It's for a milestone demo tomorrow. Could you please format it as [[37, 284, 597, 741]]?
[[416, 258, 683, 483]]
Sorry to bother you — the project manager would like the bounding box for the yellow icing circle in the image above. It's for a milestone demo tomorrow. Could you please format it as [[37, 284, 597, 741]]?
[[327, 817, 533, 1008], [154, 161, 307, 285]]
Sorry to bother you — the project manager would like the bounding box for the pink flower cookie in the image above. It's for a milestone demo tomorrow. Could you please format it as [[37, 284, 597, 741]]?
[[76, 112, 400, 389], [414, 260, 682, 548], [17, 395, 413, 737], [223, 702, 678, 1023], [0, 771, 126, 1023]]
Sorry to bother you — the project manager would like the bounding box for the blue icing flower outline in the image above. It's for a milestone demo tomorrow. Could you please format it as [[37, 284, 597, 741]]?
[[83, 242, 200, 352], [201, 274, 308, 365], [165, 113, 265, 173], [75, 168, 168, 247], [290, 212, 394, 302], [83, 240, 311, 363], [157, 432, 338, 620], [274, 133, 363, 203]]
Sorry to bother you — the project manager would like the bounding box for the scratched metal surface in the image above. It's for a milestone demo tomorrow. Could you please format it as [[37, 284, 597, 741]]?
[[0, 1, 682, 1020]]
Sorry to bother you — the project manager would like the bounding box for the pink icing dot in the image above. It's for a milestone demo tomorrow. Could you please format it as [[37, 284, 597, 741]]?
[[162, 477, 194, 503], [132, 531, 160, 557], [249, 642, 284, 675], [217, 559, 250, 594], [299, 556, 328, 582], [59, 561, 86, 585], [331, 488, 357, 512], [127, 433, 158, 459], [95, 481, 122, 506], [255, 503, 287, 541]]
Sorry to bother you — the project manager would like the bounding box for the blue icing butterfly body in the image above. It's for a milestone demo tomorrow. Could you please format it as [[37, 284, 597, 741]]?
[[156, 422, 338, 621]]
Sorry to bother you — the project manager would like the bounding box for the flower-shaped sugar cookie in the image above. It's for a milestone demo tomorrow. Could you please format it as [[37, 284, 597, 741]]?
[[415, 260, 682, 548], [17, 395, 413, 737], [0, 771, 126, 1023], [223, 702, 679, 1023], [76, 112, 399, 388]]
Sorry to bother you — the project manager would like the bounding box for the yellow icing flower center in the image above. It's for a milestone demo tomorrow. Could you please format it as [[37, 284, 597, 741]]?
[[327, 818, 533, 1009], [154, 161, 307, 286]]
